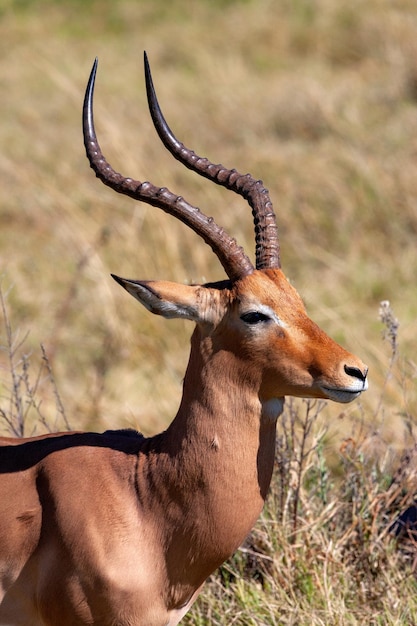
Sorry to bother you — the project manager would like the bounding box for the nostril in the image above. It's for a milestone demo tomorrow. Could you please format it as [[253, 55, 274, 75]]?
[[344, 364, 368, 382]]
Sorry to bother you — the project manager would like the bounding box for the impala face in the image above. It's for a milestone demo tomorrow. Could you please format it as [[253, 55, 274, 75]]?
[[230, 270, 368, 403], [114, 268, 368, 410]]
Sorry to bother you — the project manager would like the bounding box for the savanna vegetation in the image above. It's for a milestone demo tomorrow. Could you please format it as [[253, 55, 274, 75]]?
[[1, 0, 417, 623]]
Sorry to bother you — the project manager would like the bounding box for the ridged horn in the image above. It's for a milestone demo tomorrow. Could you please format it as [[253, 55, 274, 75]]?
[[82, 58, 254, 282], [144, 51, 281, 270]]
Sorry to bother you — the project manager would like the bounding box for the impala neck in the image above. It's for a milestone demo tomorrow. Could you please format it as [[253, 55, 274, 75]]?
[[167, 325, 279, 496], [142, 325, 281, 602]]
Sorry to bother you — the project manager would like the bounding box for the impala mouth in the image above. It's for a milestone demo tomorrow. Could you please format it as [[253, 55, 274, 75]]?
[[320, 381, 368, 404]]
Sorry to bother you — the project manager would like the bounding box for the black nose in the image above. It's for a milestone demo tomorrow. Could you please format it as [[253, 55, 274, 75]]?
[[344, 365, 368, 382]]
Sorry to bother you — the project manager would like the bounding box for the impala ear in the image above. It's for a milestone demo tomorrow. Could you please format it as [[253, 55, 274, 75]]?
[[111, 275, 222, 323]]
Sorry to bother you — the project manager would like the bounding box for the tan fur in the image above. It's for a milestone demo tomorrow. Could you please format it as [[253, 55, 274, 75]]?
[[0, 270, 367, 625]]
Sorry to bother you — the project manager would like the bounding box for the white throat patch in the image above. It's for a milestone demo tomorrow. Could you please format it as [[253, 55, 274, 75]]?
[[261, 397, 285, 422]]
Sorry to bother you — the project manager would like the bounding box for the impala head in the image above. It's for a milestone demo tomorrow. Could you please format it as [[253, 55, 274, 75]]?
[[83, 52, 368, 410]]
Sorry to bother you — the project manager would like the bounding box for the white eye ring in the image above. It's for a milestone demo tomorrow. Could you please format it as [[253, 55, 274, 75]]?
[[240, 311, 270, 324], [241, 304, 287, 328]]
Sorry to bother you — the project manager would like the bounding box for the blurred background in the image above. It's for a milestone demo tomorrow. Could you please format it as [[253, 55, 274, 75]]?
[[0, 0, 416, 449]]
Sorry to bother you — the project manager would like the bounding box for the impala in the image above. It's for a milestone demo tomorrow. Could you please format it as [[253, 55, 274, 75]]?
[[0, 53, 368, 625]]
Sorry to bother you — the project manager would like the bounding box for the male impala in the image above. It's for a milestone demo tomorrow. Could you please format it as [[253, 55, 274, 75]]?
[[0, 53, 368, 625]]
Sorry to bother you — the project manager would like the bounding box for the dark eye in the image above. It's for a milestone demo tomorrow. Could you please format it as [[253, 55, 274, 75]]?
[[240, 311, 271, 325]]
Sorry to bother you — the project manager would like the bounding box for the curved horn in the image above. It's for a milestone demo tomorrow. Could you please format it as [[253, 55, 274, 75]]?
[[82, 58, 254, 282], [144, 52, 281, 270]]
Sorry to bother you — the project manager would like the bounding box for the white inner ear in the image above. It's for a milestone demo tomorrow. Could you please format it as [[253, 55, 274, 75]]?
[[127, 283, 200, 321], [150, 299, 198, 320]]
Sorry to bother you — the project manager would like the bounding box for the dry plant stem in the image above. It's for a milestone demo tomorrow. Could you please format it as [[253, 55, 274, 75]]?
[[291, 400, 317, 537], [46, 228, 109, 365], [279, 399, 327, 540], [0, 285, 29, 436], [0, 286, 70, 437], [40, 344, 70, 432], [374, 300, 399, 419]]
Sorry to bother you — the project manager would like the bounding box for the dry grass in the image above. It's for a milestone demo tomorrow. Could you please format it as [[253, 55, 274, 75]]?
[[1, 0, 417, 621]]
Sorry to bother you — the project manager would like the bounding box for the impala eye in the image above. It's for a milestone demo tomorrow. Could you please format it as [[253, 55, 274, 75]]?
[[240, 311, 271, 325]]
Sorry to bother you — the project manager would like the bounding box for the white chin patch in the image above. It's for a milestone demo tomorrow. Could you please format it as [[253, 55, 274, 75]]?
[[261, 398, 285, 422], [320, 381, 368, 404]]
